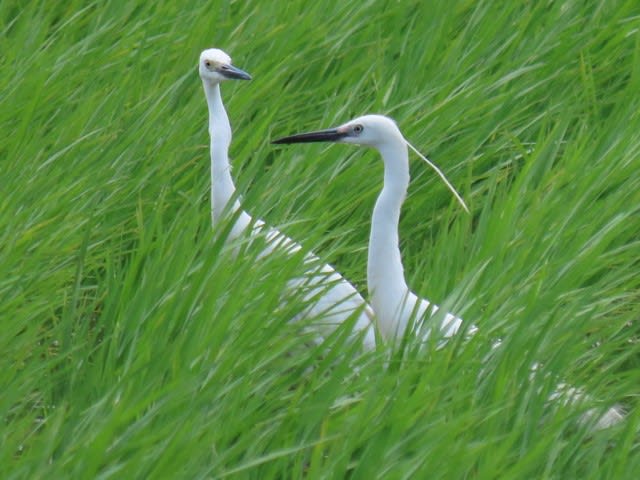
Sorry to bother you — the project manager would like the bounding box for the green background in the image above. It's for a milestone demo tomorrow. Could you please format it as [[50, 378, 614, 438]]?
[[2, 0, 639, 478]]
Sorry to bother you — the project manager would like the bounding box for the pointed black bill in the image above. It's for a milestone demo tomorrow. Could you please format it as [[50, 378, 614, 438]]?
[[220, 64, 252, 80], [272, 128, 346, 145]]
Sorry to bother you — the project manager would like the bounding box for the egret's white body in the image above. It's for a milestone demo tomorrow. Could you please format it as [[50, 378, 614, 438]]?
[[274, 115, 469, 343], [362, 118, 466, 341], [273, 114, 623, 429], [199, 49, 375, 349]]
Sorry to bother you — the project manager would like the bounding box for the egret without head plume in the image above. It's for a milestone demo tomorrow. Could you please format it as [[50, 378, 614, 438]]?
[[199, 49, 376, 349]]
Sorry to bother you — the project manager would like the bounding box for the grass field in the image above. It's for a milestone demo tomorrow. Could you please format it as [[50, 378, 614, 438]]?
[[2, 0, 640, 478]]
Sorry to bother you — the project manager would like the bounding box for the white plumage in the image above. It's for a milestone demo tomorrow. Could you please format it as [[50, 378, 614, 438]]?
[[273, 113, 623, 429], [274, 115, 470, 343], [199, 49, 375, 349]]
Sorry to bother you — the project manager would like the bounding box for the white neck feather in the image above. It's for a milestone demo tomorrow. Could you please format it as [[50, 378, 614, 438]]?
[[203, 81, 241, 224], [367, 139, 412, 337]]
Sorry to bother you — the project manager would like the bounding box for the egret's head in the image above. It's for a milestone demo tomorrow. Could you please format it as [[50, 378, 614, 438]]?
[[273, 114, 470, 212], [198, 48, 251, 84], [272, 115, 405, 149]]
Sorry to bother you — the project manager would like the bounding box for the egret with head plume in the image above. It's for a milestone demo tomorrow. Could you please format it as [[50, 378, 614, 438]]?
[[274, 115, 471, 342], [273, 114, 623, 429]]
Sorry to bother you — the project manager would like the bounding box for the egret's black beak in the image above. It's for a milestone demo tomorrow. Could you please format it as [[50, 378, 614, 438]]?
[[272, 128, 347, 144], [221, 64, 252, 81]]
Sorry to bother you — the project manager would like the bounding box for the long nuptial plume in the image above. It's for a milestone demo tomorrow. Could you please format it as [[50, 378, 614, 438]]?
[[405, 140, 469, 213]]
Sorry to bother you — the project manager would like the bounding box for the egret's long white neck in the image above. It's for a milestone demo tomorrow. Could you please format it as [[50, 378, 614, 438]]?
[[203, 80, 240, 224], [368, 138, 411, 328]]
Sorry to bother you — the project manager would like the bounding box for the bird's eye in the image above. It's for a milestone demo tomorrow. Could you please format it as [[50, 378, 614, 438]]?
[[204, 60, 212, 69], [353, 124, 364, 134]]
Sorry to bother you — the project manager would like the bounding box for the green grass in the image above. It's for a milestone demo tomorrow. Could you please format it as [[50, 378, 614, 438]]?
[[2, 0, 640, 477]]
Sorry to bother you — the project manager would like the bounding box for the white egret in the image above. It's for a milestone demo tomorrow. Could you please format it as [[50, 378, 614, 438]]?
[[199, 49, 375, 349], [273, 114, 623, 429], [273, 115, 469, 343]]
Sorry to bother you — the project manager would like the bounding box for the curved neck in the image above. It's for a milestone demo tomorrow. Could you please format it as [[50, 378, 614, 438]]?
[[367, 140, 411, 323], [203, 80, 240, 223]]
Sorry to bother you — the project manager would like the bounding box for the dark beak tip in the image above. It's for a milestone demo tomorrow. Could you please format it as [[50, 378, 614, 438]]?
[[233, 72, 251, 81], [225, 65, 252, 81]]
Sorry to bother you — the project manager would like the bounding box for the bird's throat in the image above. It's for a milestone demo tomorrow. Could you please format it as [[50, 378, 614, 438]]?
[[367, 141, 411, 328]]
